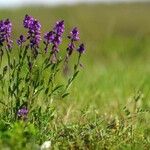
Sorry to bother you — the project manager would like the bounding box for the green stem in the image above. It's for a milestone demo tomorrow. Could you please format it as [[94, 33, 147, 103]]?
[[0, 48, 3, 68]]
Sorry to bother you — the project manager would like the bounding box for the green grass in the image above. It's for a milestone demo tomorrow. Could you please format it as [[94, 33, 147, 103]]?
[[0, 3, 150, 149]]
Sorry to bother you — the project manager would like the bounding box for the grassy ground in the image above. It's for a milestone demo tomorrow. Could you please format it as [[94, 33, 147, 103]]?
[[0, 3, 150, 149]]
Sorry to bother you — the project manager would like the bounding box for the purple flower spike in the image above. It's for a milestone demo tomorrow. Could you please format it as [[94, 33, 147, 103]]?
[[77, 43, 85, 54], [44, 20, 65, 55], [23, 14, 34, 28], [17, 106, 28, 120], [0, 19, 13, 48], [44, 31, 55, 44], [69, 27, 80, 41], [54, 20, 65, 36], [52, 20, 65, 51], [23, 15, 41, 56], [17, 35, 26, 46], [66, 27, 80, 56]]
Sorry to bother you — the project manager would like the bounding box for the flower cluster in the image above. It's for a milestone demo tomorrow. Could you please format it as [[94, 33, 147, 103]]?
[[43, 20, 65, 63], [0, 19, 12, 49], [0, 15, 86, 122], [23, 15, 41, 56], [67, 27, 80, 56], [44, 31, 54, 52], [44, 20, 65, 53], [21, 15, 84, 58], [67, 27, 85, 56]]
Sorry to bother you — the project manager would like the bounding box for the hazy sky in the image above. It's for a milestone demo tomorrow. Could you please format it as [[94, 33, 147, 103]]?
[[0, 0, 148, 8]]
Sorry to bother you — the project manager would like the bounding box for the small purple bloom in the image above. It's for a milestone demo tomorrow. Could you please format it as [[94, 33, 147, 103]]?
[[68, 43, 74, 50], [53, 36, 61, 48], [53, 20, 65, 36], [17, 106, 28, 119], [23, 14, 34, 28], [0, 19, 12, 48], [44, 31, 55, 44], [17, 35, 26, 46], [68, 27, 80, 41], [77, 43, 85, 54], [67, 42, 75, 56]]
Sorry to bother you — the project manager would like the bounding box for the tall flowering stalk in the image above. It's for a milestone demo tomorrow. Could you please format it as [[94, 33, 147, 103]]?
[[67, 27, 80, 56], [23, 15, 41, 58], [0, 19, 13, 67], [0, 15, 85, 122], [44, 20, 65, 63], [0, 19, 13, 49], [63, 27, 85, 75]]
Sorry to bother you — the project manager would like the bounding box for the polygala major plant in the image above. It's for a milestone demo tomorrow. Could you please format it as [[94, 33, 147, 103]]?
[[0, 15, 85, 123]]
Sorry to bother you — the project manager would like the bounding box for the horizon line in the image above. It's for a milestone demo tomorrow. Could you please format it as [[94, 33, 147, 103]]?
[[0, 0, 150, 9]]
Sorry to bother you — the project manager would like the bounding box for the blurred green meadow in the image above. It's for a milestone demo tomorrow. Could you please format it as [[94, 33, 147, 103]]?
[[0, 3, 150, 149]]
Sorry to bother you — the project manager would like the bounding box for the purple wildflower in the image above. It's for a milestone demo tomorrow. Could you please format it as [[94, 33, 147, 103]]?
[[68, 27, 80, 41], [23, 15, 34, 28], [67, 27, 80, 56], [44, 31, 55, 52], [0, 19, 13, 48], [52, 20, 65, 52], [53, 36, 62, 48], [17, 106, 28, 120], [77, 43, 85, 54], [44, 20, 65, 63], [17, 35, 26, 46], [23, 15, 41, 56], [44, 31, 55, 44], [53, 20, 65, 36], [67, 42, 75, 56]]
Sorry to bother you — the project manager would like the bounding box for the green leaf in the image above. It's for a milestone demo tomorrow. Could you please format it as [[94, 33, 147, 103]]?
[[44, 63, 51, 70], [52, 85, 64, 93], [73, 71, 79, 80], [62, 93, 70, 98]]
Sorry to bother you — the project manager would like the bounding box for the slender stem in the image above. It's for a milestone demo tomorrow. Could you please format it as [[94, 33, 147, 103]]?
[[64, 53, 81, 92], [0, 47, 3, 68], [75, 53, 81, 72]]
